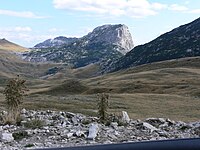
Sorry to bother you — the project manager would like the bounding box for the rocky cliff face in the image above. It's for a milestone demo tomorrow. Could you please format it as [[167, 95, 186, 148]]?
[[108, 17, 200, 72], [83, 24, 134, 54], [23, 24, 134, 68]]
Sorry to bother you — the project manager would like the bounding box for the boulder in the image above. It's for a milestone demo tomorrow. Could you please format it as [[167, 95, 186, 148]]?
[[121, 111, 130, 123], [75, 130, 85, 137], [72, 116, 78, 125], [143, 122, 159, 132], [110, 122, 118, 129], [145, 118, 167, 128], [0, 133, 14, 142], [87, 124, 99, 140], [66, 133, 74, 138]]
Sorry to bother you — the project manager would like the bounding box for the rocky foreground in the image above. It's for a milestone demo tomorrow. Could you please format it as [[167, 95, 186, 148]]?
[[0, 109, 200, 150]]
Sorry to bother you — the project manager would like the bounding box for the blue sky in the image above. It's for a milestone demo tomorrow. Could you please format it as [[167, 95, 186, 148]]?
[[0, 0, 199, 47]]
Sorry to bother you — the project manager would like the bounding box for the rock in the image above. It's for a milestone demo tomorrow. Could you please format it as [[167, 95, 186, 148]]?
[[66, 133, 74, 138], [0, 109, 199, 149], [2, 125, 10, 130], [179, 133, 192, 138], [75, 130, 85, 137], [157, 131, 169, 137], [21, 108, 27, 114], [103, 140, 113, 144], [0, 133, 14, 142], [190, 122, 200, 128], [145, 118, 166, 127], [34, 37, 78, 48], [72, 116, 78, 125], [121, 111, 130, 123], [166, 118, 176, 125], [87, 124, 99, 140], [143, 122, 159, 132], [85, 24, 134, 54], [25, 129, 33, 136], [110, 122, 118, 129], [159, 122, 169, 128], [108, 134, 117, 139]]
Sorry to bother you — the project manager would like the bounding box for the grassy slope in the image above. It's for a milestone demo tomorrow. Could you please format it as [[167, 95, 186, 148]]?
[[0, 39, 29, 52], [0, 49, 66, 74], [25, 57, 200, 121], [84, 57, 200, 96], [0, 55, 200, 121]]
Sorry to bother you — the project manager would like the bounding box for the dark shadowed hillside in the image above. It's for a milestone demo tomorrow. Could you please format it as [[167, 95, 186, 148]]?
[[109, 17, 200, 72]]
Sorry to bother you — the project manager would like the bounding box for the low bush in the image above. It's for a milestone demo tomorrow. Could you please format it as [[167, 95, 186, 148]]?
[[12, 130, 28, 141], [24, 119, 45, 129]]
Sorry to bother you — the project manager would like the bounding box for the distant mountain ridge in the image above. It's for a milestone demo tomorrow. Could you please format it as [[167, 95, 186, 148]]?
[[33, 24, 134, 54], [107, 17, 200, 72], [34, 36, 78, 48], [23, 24, 134, 68], [0, 38, 29, 52]]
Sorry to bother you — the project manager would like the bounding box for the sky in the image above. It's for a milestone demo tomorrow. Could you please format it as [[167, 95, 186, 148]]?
[[0, 0, 199, 48]]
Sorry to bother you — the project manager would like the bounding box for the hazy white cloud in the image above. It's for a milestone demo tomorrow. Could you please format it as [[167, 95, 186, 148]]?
[[53, 0, 167, 18], [0, 9, 48, 18], [151, 3, 167, 10], [0, 26, 81, 47], [0, 30, 56, 47], [48, 28, 69, 33], [0, 27, 43, 46], [14, 26, 32, 32], [0, 26, 32, 33], [168, 4, 200, 14], [168, 4, 188, 11], [53, 0, 200, 17], [188, 9, 200, 14], [48, 28, 60, 32]]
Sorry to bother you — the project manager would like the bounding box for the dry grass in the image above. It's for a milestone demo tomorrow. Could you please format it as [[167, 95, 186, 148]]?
[[1, 56, 200, 122], [0, 39, 29, 52], [2, 93, 197, 122], [84, 66, 200, 97]]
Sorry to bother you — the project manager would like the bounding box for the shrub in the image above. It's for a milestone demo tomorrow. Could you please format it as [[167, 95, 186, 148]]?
[[97, 93, 109, 124], [24, 119, 45, 129], [1, 110, 23, 125], [3, 76, 28, 125], [4, 76, 27, 111], [12, 130, 28, 141], [24, 143, 35, 148]]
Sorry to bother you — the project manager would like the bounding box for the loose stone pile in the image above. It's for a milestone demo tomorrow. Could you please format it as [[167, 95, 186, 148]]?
[[0, 109, 199, 150]]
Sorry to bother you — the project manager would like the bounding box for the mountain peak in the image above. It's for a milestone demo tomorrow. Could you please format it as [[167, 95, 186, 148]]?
[[34, 24, 134, 55], [0, 38, 9, 43], [25, 24, 134, 68], [84, 24, 134, 54], [0, 38, 29, 52]]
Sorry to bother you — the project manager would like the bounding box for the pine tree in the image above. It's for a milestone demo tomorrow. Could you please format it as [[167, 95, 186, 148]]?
[[97, 93, 109, 124], [3, 76, 28, 124]]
